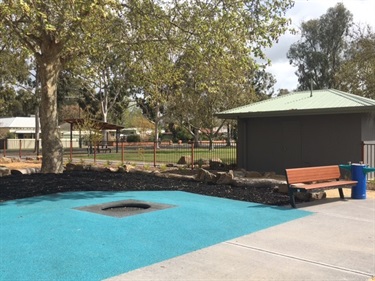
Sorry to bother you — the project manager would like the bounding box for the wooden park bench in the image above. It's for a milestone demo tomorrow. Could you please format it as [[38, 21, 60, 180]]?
[[86, 146, 112, 154], [285, 165, 358, 208], [97, 146, 112, 153]]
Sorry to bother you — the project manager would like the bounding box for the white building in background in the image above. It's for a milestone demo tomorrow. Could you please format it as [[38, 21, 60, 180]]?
[[0, 117, 40, 139], [0, 117, 77, 149]]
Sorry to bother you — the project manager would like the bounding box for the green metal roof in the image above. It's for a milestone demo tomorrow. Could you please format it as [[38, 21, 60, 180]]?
[[216, 89, 375, 119]]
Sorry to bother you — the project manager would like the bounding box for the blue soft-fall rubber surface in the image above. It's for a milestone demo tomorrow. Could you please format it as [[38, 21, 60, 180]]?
[[0, 191, 311, 281]]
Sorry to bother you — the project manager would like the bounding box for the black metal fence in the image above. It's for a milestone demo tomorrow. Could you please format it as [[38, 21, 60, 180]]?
[[2, 139, 374, 179], [68, 141, 237, 167]]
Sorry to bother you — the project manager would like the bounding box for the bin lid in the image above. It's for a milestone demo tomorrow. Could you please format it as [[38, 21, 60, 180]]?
[[339, 164, 351, 171]]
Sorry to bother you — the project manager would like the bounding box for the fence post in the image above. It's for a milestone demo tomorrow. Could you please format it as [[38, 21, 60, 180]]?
[[121, 142, 124, 165], [153, 142, 157, 167], [19, 140, 22, 159], [191, 142, 194, 170], [70, 140, 73, 162], [94, 142, 97, 164], [361, 141, 365, 163]]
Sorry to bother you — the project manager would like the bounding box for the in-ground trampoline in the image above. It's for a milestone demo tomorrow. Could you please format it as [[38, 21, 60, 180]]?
[[0, 191, 311, 280]]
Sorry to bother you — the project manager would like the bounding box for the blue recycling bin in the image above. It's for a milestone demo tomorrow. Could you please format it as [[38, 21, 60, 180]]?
[[351, 164, 367, 199], [340, 163, 375, 199]]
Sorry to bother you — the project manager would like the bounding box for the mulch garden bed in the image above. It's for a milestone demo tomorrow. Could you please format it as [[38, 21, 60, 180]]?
[[0, 170, 290, 205]]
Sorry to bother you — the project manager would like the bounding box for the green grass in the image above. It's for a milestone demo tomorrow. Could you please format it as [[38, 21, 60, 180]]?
[[72, 145, 236, 165]]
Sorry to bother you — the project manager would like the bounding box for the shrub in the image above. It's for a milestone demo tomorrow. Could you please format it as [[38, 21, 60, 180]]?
[[175, 128, 192, 143], [126, 135, 141, 142], [160, 164, 167, 172]]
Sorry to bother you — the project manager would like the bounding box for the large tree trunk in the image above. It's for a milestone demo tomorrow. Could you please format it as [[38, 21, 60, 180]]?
[[208, 135, 214, 151], [38, 50, 64, 173]]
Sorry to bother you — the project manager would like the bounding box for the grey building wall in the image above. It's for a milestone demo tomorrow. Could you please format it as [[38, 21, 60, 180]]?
[[237, 113, 369, 174], [361, 112, 375, 141]]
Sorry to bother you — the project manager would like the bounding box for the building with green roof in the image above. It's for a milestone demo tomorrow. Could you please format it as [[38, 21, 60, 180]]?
[[217, 89, 375, 174]]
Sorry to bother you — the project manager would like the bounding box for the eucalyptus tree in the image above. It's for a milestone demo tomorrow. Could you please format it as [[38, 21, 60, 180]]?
[[252, 69, 277, 98], [128, 0, 183, 146], [63, 15, 135, 145], [168, 0, 293, 149], [0, 87, 17, 117], [133, 50, 179, 146], [0, 30, 30, 88], [287, 3, 353, 90], [0, 0, 294, 171], [126, 0, 294, 149], [0, 85, 36, 117], [335, 26, 375, 99], [171, 47, 255, 149], [1, 31, 38, 116], [1, 32, 41, 153], [0, 0, 121, 173], [72, 16, 134, 124]]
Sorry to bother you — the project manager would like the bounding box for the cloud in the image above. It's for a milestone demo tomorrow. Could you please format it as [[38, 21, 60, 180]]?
[[265, 32, 299, 64], [268, 61, 298, 92], [266, 0, 375, 92]]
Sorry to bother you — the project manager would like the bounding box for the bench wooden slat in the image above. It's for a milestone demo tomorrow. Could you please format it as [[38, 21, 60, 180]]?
[[285, 165, 340, 184], [291, 180, 357, 190]]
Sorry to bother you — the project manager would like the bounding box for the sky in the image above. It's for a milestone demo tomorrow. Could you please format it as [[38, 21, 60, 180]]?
[[265, 0, 375, 92]]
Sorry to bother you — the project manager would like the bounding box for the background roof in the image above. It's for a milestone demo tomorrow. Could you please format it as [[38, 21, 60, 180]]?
[[64, 119, 125, 130], [217, 89, 375, 119], [0, 117, 39, 128]]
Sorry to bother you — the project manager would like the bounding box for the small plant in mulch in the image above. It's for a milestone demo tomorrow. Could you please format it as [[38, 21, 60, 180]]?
[[178, 165, 190, 171], [368, 180, 375, 190], [143, 164, 151, 171], [103, 160, 112, 168], [196, 159, 205, 168]]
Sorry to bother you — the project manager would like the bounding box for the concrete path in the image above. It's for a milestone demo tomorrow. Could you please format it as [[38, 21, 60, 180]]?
[[106, 198, 375, 281]]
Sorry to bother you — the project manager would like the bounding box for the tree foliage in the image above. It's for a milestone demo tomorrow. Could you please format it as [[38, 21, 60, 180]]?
[[335, 26, 375, 99], [0, 29, 31, 88], [164, 0, 291, 148], [69, 15, 133, 124], [0, 0, 118, 173], [0, 86, 37, 117], [76, 111, 104, 149], [1, 0, 294, 171], [1, 32, 38, 117], [287, 3, 353, 90]]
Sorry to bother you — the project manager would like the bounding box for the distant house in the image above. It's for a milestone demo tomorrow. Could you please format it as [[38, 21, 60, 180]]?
[[0, 117, 40, 139], [216, 89, 375, 174], [120, 128, 141, 138], [119, 128, 153, 141]]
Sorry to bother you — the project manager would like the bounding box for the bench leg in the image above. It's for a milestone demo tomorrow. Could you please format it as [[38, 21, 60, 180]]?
[[338, 188, 344, 199], [288, 188, 297, 208]]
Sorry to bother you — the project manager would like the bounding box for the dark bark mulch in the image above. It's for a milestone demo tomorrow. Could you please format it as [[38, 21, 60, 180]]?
[[0, 170, 290, 205]]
